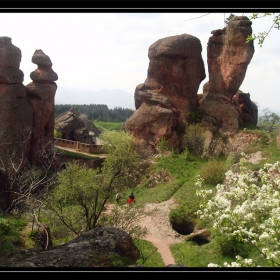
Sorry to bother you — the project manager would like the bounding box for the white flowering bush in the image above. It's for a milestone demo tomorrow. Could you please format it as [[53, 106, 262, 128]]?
[[196, 152, 280, 267]]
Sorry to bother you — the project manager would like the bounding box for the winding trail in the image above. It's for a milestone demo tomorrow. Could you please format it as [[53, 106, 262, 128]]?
[[134, 199, 185, 266]]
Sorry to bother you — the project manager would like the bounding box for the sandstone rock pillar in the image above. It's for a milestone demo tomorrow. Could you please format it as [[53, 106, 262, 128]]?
[[125, 34, 206, 153], [26, 49, 58, 164], [0, 37, 33, 211], [200, 16, 255, 137]]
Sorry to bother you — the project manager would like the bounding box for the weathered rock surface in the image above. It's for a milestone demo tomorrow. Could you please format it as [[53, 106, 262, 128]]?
[[200, 16, 255, 137], [0, 226, 140, 268], [0, 37, 34, 211], [207, 16, 254, 100], [201, 81, 258, 128], [55, 108, 101, 144], [125, 34, 206, 153], [26, 49, 58, 164]]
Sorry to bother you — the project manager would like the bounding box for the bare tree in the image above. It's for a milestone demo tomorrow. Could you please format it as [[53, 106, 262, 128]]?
[[0, 127, 58, 215]]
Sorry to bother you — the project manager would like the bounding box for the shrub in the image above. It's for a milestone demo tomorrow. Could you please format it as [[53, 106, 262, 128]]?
[[215, 235, 252, 258], [183, 124, 206, 156], [54, 129, 62, 138], [156, 136, 168, 156], [187, 107, 205, 124], [199, 158, 228, 184]]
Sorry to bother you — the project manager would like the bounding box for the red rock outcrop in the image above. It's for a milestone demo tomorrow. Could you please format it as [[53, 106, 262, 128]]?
[[0, 37, 33, 167], [26, 49, 58, 164], [0, 37, 34, 211], [200, 16, 255, 137], [125, 34, 206, 153], [201, 81, 258, 127]]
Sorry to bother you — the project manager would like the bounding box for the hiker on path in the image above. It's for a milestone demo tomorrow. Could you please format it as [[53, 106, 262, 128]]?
[[116, 192, 121, 204], [128, 192, 135, 204]]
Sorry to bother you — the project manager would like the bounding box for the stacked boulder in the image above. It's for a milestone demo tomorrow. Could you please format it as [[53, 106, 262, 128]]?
[[26, 49, 58, 164], [126, 16, 256, 156], [125, 34, 206, 153]]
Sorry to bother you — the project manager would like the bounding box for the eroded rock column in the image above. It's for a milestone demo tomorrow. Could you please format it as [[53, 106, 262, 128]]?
[[200, 16, 255, 136], [26, 49, 58, 164], [0, 37, 33, 164], [0, 37, 33, 211], [125, 34, 206, 153]]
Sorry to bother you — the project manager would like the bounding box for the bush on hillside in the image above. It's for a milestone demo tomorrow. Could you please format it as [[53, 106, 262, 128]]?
[[183, 124, 206, 156], [199, 158, 228, 184]]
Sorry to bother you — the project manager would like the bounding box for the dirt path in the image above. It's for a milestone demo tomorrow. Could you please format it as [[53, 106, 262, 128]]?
[[134, 199, 185, 266], [105, 199, 184, 266]]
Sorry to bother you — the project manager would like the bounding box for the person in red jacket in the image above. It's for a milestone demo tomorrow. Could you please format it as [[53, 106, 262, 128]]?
[[128, 192, 135, 204]]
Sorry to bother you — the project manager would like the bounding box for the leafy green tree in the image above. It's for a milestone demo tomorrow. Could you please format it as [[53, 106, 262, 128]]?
[[46, 131, 140, 235], [258, 108, 280, 132], [246, 13, 280, 47]]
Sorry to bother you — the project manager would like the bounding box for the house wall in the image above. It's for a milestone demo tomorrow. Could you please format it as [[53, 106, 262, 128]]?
[[54, 138, 105, 154]]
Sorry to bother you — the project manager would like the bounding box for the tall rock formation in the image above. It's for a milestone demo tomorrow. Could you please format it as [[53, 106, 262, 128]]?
[[200, 16, 255, 136], [0, 37, 34, 211], [0, 37, 33, 167], [26, 49, 58, 164], [125, 34, 206, 153]]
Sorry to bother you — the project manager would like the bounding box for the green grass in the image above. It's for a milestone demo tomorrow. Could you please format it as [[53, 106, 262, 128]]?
[[2, 124, 280, 267], [170, 240, 235, 267], [134, 239, 165, 267], [93, 121, 124, 132], [0, 213, 29, 255]]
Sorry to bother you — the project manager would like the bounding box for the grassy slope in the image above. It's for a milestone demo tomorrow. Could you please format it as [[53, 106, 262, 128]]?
[[1, 123, 279, 267], [123, 126, 279, 267]]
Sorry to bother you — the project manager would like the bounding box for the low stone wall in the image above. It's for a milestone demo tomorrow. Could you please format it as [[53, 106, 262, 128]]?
[[54, 138, 105, 154]]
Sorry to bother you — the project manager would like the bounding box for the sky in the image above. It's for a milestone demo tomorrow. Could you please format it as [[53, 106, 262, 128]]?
[[1, 10, 280, 114]]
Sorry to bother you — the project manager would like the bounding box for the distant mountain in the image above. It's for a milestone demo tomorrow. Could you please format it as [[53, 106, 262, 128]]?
[[55, 86, 135, 110]]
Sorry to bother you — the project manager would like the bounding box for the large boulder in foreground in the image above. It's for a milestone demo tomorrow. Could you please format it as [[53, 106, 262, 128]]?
[[0, 226, 140, 267], [125, 34, 206, 153]]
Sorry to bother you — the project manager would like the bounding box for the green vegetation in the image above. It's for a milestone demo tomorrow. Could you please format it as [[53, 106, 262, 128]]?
[[55, 104, 134, 122], [1, 114, 280, 267], [0, 213, 29, 254], [183, 123, 206, 156], [246, 13, 280, 47], [156, 136, 169, 157], [258, 108, 280, 132], [44, 131, 140, 235], [93, 121, 124, 132], [54, 129, 62, 138], [134, 239, 165, 267], [199, 158, 228, 184]]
